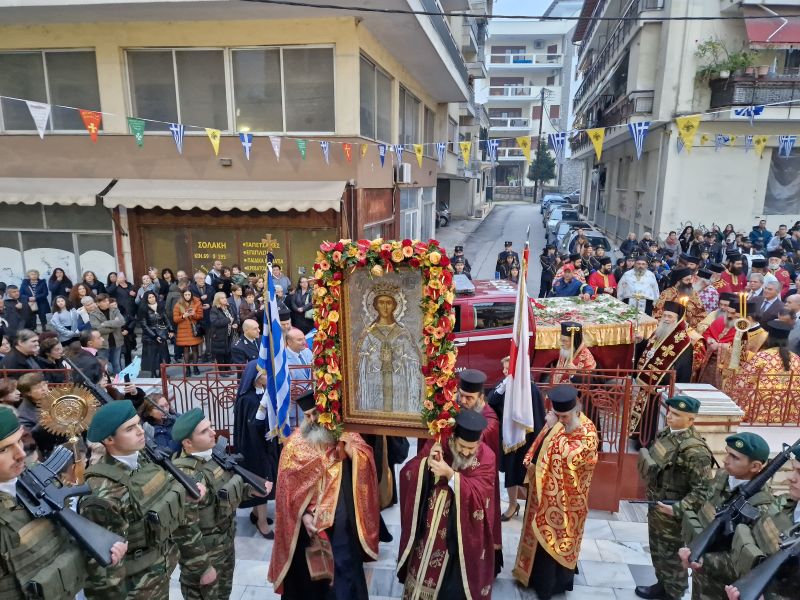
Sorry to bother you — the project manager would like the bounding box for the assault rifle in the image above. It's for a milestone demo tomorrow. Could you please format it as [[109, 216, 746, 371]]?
[[211, 436, 269, 496], [626, 500, 678, 506], [730, 527, 800, 600], [688, 438, 800, 563], [16, 446, 124, 567], [63, 356, 202, 500]]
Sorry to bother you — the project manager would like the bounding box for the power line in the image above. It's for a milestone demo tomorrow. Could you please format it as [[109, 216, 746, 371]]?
[[241, 0, 800, 22]]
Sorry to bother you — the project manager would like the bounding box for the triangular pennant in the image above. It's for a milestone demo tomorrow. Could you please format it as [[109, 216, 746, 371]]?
[[393, 144, 404, 165], [675, 115, 700, 153], [205, 128, 221, 156], [587, 127, 605, 161], [270, 135, 281, 161], [459, 141, 472, 165], [360, 143, 368, 159], [732, 105, 764, 126], [744, 135, 754, 154], [169, 123, 185, 154], [730, 135, 737, 146], [715, 134, 731, 152], [413, 144, 424, 167], [754, 135, 769, 158], [239, 132, 253, 160], [127, 117, 146, 147], [779, 135, 797, 158], [378, 143, 387, 167], [436, 142, 447, 167], [79, 110, 102, 143], [516, 136, 531, 161], [487, 139, 500, 163], [676, 137, 685, 154], [25, 101, 50, 139], [320, 140, 330, 164], [296, 139, 307, 159], [547, 132, 567, 164], [700, 133, 711, 146], [627, 121, 650, 160], [342, 143, 353, 162]]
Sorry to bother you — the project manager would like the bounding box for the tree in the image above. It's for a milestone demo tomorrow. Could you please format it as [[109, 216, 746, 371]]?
[[527, 139, 557, 203]]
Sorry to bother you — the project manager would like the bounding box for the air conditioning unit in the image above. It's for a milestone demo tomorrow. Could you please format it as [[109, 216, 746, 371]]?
[[394, 162, 412, 184], [533, 39, 544, 49]]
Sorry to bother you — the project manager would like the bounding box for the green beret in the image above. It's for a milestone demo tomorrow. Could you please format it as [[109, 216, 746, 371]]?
[[171, 408, 205, 443], [87, 400, 137, 443], [666, 395, 700, 414], [726, 432, 770, 463], [0, 407, 20, 442]]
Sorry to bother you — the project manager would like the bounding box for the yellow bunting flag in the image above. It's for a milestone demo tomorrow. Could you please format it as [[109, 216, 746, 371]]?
[[516, 136, 532, 161], [754, 135, 769, 158], [459, 141, 472, 165], [413, 144, 424, 167], [587, 127, 605, 161], [205, 128, 221, 156], [360, 143, 368, 159], [675, 114, 701, 153], [700, 133, 710, 146], [729, 135, 737, 146]]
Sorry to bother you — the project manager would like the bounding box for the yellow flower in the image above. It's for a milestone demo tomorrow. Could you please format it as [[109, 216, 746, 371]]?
[[391, 240, 401, 250], [328, 310, 339, 322], [429, 251, 441, 265], [370, 264, 384, 277], [314, 269, 324, 280], [316, 286, 328, 297], [318, 413, 332, 424], [430, 267, 442, 277], [443, 401, 453, 411], [347, 246, 358, 257], [324, 373, 334, 385], [436, 418, 449, 431], [328, 389, 339, 401], [341, 238, 352, 244], [444, 290, 455, 304], [316, 251, 326, 262], [391, 249, 404, 263], [370, 239, 382, 251], [428, 279, 441, 290]]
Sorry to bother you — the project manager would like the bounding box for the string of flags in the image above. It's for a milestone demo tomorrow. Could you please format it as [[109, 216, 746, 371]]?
[[8, 94, 800, 166]]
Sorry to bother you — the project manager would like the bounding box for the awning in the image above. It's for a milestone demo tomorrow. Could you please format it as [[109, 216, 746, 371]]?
[[0, 177, 112, 206], [101, 179, 346, 212], [744, 5, 800, 49]]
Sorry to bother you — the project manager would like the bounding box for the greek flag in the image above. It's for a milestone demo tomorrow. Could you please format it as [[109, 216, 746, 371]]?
[[378, 143, 387, 167], [715, 134, 731, 152], [394, 143, 404, 165], [778, 135, 797, 158], [256, 263, 292, 438], [628, 121, 650, 160], [744, 135, 754, 153], [169, 123, 184, 155], [487, 138, 500, 163], [239, 133, 253, 160], [320, 140, 330, 164], [436, 142, 447, 167], [732, 105, 764, 126], [548, 131, 567, 164]]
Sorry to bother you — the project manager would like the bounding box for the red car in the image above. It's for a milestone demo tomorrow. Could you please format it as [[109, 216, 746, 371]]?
[[453, 279, 534, 385]]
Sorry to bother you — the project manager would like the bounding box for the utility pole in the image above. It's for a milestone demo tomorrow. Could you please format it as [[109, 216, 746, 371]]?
[[531, 87, 547, 204]]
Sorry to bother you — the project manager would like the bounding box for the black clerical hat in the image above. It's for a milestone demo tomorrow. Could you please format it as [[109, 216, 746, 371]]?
[[454, 410, 487, 442], [683, 255, 701, 265], [454, 245, 464, 252], [662, 300, 685, 318], [671, 267, 692, 283], [599, 257, 612, 266], [766, 319, 792, 340], [279, 307, 292, 321], [697, 269, 712, 280], [750, 259, 767, 269], [458, 369, 487, 394], [296, 390, 316, 412], [768, 249, 784, 259], [709, 263, 726, 273], [561, 321, 583, 336], [548, 385, 578, 412], [719, 292, 738, 304]]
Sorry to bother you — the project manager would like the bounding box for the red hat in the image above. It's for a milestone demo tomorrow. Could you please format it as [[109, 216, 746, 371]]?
[[562, 264, 575, 272]]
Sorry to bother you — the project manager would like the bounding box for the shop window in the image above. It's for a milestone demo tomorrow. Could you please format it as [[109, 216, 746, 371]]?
[[473, 302, 515, 330], [21, 232, 77, 280], [0, 231, 23, 283], [76, 234, 116, 281], [399, 86, 420, 147], [360, 56, 392, 142], [287, 228, 338, 281], [363, 221, 391, 240], [231, 49, 283, 132], [400, 189, 420, 239], [0, 50, 101, 132]]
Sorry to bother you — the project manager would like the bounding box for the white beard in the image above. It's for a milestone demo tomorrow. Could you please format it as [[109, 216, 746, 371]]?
[[559, 347, 573, 361], [301, 420, 335, 447], [692, 281, 705, 293], [448, 439, 477, 472], [652, 320, 678, 344], [634, 267, 647, 277]]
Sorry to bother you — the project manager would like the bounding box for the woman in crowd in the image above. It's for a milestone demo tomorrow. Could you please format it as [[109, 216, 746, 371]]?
[[165, 278, 188, 363], [82, 271, 106, 296], [20, 269, 50, 330], [106, 271, 118, 289], [721, 224, 736, 243], [48, 295, 82, 344], [47, 268, 72, 301], [209, 292, 236, 368], [16, 372, 49, 434], [135, 274, 159, 305], [253, 277, 266, 306], [218, 267, 233, 297], [36, 332, 67, 383], [159, 268, 176, 301], [678, 225, 694, 253], [0, 336, 9, 361], [67, 283, 92, 310], [0, 378, 20, 409], [138, 291, 173, 378], [689, 229, 705, 257], [288, 276, 314, 334], [138, 392, 180, 454], [238, 288, 261, 325], [190, 271, 212, 357], [173, 288, 203, 375]]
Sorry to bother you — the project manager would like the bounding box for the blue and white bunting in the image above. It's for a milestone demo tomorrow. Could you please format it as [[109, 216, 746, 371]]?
[[487, 138, 500, 163], [628, 121, 650, 160], [169, 123, 185, 155], [378, 143, 387, 167], [778, 135, 797, 158], [715, 134, 731, 152], [436, 142, 447, 167], [676, 137, 685, 154], [547, 132, 567, 164], [239, 132, 253, 160], [394, 144, 404, 165], [320, 140, 330, 164], [744, 135, 754, 153], [731, 105, 764, 126]]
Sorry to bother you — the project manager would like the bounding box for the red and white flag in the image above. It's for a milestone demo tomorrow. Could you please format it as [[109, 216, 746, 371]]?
[[503, 243, 534, 452]]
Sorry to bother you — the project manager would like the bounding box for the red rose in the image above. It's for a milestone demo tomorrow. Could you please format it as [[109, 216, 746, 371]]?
[[325, 339, 335, 349], [330, 401, 341, 412], [357, 239, 370, 247], [314, 357, 325, 367], [357, 259, 367, 267], [428, 239, 439, 247], [409, 258, 420, 268], [402, 238, 412, 247], [439, 255, 450, 267], [446, 332, 455, 341], [334, 242, 344, 252], [332, 272, 342, 281]]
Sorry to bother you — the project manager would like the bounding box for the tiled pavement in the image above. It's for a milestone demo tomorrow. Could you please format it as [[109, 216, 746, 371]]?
[[168, 473, 690, 600]]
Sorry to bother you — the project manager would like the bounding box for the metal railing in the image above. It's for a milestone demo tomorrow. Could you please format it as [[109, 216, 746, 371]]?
[[709, 75, 800, 109], [579, 0, 665, 59], [498, 147, 526, 159], [487, 85, 542, 98], [723, 369, 800, 426], [420, 0, 470, 87], [489, 117, 532, 128], [598, 90, 654, 127], [488, 53, 563, 66]]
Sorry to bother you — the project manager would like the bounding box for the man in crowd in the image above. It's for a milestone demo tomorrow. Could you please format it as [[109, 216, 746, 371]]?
[[398, 410, 497, 599], [231, 318, 261, 365], [285, 327, 313, 426], [692, 292, 735, 337], [678, 432, 774, 600], [696, 269, 719, 314], [758, 280, 784, 324], [0, 328, 39, 370], [268, 393, 379, 598], [2, 285, 32, 340], [512, 385, 598, 599], [588, 256, 617, 296], [450, 245, 472, 276], [766, 223, 793, 254], [785, 293, 800, 352], [553, 321, 596, 384], [618, 256, 660, 315], [271, 264, 292, 297], [552, 265, 593, 298], [636, 396, 714, 600], [554, 253, 586, 285], [708, 263, 728, 293], [88, 293, 125, 374], [279, 307, 292, 336], [767, 249, 792, 298], [205, 259, 224, 291], [615, 255, 636, 283], [746, 272, 765, 299], [654, 268, 706, 328], [720, 253, 747, 293], [749, 219, 772, 249]]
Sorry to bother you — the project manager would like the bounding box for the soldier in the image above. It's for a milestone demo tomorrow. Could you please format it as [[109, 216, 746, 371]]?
[[79, 400, 215, 599], [725, 448, 800, 600], [171, 408, 272, 599], [496, 240, 520, 273], [450, 245, 472, 275], [636, 396, 714, 600], [0, 406, 128, 599], [677, 432, 774, 600]]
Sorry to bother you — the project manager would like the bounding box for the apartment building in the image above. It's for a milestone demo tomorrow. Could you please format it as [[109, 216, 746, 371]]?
[[0, 0, 483, 283], [571, 0, 800, 241]]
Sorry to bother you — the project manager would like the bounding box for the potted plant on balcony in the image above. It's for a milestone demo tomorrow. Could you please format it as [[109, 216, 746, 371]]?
[[695, 39, 726, 83]]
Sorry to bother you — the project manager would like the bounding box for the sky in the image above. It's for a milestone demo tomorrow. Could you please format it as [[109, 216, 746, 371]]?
[[493, 0, 554, 17]]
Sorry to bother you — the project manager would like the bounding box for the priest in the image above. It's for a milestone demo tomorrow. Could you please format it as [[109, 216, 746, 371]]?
[[398, 410, 497, 599], [512, 385, 598, 599], [653, 268, 706, 328], [553, 321, 596, 385], [588, 256, 618, 296], [267, 391, 380, 599]]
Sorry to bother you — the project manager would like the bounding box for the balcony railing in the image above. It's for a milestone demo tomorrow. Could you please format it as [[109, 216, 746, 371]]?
[[709, 74, 800, 109], [579, 0, 665, 59], [419, 0, 469, 87], [488, 53, 563, 66], [497, 147, 526, 159], [490, 117, 532, 129], [573, 0, 665, 109], [570, 90, 654, 153], [487, 85, 542, 98]]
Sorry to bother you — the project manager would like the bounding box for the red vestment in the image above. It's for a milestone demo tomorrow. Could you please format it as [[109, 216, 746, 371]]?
[[398, 438, 497, 600], [653, 287, 707, 328], [775, 268, 792, 298], [588, 271, 618, 295], [267, 430, 380, 593], [552, 346, 596, 385], [481, 404, 503, 558], [720, 270, 746, 293]]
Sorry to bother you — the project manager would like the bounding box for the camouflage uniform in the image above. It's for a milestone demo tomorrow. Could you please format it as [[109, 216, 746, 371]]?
[[730, 494, 799, 600], [638, 426, 714, 600], [78, 452, 209, 599], [173, 451, 249, 600], [681, 470, 773, 600], [0, 491, 88, 599]]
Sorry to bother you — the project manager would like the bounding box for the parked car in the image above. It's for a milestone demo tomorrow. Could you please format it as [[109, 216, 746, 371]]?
[[546, 207, 580, 235], [559, 229, 615, 259], [548, 220, 593, 246], [563, 189, 581, 202], [540, 194, 566, 214], [543, 201, 578, 222]]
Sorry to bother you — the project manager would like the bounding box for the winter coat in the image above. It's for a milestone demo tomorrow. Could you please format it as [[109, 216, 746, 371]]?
[[47, 277, 73, 300], [108, 282, 137, 318], [19, 279, 49, 316], [173, 297, 203, 347], [2, 298, 31, 339], [164, 283, 184, 323], [88, 307, 125, 348], [139, 304, 172, 342], [189, 282, 212, 325], [83, 279, 106, 296], [208, 307, 234, 355]]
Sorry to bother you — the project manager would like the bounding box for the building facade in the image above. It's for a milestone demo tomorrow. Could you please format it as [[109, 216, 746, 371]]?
[[571, 0, 800, 241], [0, 0, 481, 285]]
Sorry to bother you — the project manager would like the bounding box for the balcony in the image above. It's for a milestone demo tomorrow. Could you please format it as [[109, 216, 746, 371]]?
[[467, 59, 488, 79], [462, 18, 480, 54], [486, 85, 543, 101], [571, 90, 654, 154], [579, 0, 665, 58], [497, 147, 527, 161], [490, 117, 532, 131], [709, 73, 800, 110], [488, 53, 563, 68]]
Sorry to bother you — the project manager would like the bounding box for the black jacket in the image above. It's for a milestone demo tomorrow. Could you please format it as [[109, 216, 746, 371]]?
[[0, 349, 39, 371], [2, 299, 31, 339], [138, 304, 172, 342], [108, 282, 137, 318], [231, 336, 259, 365], [208, 307, 233, 355]]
